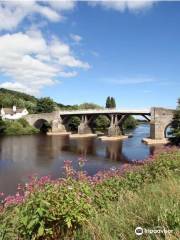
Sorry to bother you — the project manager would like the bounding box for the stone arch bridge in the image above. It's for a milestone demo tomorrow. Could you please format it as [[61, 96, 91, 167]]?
[[25, 107, 174, 140]]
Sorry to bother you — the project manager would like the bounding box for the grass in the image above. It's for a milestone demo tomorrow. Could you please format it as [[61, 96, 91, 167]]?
[[0, 150, 180, 240], [76, 175, 180, 240]]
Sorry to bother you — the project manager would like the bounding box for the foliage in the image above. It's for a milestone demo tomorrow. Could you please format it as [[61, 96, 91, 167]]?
[[122, 115, 137, 130], [58, 103, 79, 110], [1, 119, 39, 136], [77, 176, 180, 240], [105, 96, 116, 109], [68, 116, 81, 131], [94, 115, 110, 131], [170, 98, 180, 145], [105, 96, 111, 108], [0, 149, 180, 239], [36, 97, 56, 113], [0, 118, 6, 133], [0, 88, 37, 114], [78, 102, 103, 110]]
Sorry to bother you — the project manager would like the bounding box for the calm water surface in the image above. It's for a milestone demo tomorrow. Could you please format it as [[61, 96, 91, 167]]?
[[0, 124, 158, 194]]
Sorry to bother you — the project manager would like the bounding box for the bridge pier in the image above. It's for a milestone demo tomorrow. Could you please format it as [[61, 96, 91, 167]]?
[[78, 115, 92, 134], [50, 117, 67, 134], [108, 115, 122, 137]]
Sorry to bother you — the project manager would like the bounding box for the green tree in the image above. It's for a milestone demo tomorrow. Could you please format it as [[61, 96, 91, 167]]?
[[79, 103, 102, 109], [106, 97, 116, 108], [68, 116, 81, 131], [123, 116, 137, 130], [36, 97, 56, 113], [106, 96, 111, 108], [110, 97, 116, 108], [169, 98, 180, 145], [95, 115, 110, 131]]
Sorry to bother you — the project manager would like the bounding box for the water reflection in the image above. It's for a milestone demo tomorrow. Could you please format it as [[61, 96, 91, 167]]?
[[106, 141, 128, 162], [0, 124, 159, 194]]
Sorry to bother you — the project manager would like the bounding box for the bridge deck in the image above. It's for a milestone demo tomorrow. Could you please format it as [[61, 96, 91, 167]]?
[[59, 109, 151, 115]]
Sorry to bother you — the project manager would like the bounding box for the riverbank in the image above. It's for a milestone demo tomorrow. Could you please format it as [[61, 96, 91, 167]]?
[[99, 135, 128, 141], [0, 148, 179, 239], [142, 137, 169, 145], [0, 118, 39, 136]]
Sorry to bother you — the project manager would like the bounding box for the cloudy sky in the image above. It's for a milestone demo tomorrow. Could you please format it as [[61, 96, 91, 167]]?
[[0, 0, 180, 108]]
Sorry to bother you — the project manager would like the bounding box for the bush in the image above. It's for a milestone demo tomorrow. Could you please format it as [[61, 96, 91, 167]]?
[[36, 97, 56, 113], [123, 115, 137, 130], [0, 150, 179, 239], [3, 118, 39, 136], [94, 115, 110, 131], [68, 116, 81, 131]]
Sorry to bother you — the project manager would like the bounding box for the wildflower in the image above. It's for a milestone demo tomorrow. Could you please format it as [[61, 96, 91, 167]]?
[[0, 192, 4, 197], [110, 166, 116, 171], [78, 157, 87, 168]]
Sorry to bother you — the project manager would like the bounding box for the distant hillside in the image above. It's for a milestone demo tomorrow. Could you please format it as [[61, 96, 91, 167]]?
[[0, 88, 39, 113], [0, 88, 103, 113], [0, 88, 37, 103]]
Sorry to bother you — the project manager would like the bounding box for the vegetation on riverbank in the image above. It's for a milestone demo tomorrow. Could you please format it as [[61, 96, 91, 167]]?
[[169, 98, 180, 145], [0, 118, 39, 136], [0, 149, 179, 239], [0, 88, 138, 134]]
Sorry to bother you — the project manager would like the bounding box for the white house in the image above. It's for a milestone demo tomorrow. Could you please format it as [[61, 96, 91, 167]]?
[[0, 106, 29, 120]]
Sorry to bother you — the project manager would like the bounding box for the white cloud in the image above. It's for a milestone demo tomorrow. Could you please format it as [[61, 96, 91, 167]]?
[[0, 0, 75, 30], [89, 0, 155, 12], [70, 34, 82, 43], [104, 77, 156, 85], [0, 30, 89, 94]]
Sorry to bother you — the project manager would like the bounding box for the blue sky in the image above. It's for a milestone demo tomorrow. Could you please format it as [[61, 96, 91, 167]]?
[[0, 1, 180, 109]]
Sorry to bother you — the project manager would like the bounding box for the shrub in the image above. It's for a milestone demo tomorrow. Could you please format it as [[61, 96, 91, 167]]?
[[0, 150, 179, 239], [3, 119, 39, 136]]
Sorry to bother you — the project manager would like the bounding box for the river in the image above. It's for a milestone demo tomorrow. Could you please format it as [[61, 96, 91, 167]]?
[[0, 124, 158, 194]]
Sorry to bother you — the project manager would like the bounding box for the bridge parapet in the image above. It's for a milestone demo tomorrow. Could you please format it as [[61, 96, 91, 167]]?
[[59, 109, 151, 115]]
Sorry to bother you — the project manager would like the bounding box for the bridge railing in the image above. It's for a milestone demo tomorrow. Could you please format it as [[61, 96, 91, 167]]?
[[59, 109, 151, 115]]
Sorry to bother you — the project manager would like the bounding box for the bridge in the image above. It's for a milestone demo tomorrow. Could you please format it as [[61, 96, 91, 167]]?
[[25, 107, 174, 141]]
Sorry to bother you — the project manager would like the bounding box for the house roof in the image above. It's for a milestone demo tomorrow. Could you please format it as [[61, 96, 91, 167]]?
[[2, 108, 24, 115]]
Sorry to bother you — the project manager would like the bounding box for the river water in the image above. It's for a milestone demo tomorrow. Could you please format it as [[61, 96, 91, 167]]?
[[0, 124, 158, 195]]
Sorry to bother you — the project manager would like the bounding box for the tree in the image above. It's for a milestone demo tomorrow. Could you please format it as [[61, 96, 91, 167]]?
[[106, 96, 111, 108], [36, 97, 56, 113], [106, 96, 116, 108], [123, 116, 137, 130], [169, 98, 180, 145], [95, 115, 110, 131], [79, 103, 102, 109], [68, 116, 81, 131], [110, 97, 116, 108]]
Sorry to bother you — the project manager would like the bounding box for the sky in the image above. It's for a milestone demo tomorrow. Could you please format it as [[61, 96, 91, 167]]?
[[0, 0, 180, 109]]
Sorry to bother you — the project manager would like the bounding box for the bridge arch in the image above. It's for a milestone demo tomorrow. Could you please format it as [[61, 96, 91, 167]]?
[[164, 123, 173, 138], [34, 119, 51, 132]]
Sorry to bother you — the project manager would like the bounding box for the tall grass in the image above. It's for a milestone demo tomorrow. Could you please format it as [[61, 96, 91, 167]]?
[[76, 175, 180, 240]]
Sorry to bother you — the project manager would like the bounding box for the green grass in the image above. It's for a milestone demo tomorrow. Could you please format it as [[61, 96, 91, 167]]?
[[76, 175, 180, 240]]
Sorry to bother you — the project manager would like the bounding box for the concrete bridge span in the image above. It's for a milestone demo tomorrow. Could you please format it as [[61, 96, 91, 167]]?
[[25, 107, 174, 140]]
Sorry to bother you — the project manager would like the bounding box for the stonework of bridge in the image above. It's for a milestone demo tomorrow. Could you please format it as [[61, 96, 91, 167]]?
[[25, 107, 174, 140]]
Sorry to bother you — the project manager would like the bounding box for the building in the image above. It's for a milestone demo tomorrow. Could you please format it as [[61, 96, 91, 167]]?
[[0, 106, 28, 120]]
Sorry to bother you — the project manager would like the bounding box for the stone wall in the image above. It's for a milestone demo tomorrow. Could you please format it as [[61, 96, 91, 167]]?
[[25, 111, 60, 126], [150, 107, 174, 139]]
